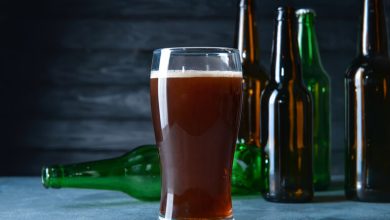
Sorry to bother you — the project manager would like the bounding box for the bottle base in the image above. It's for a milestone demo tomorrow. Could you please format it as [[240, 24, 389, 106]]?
[[314, 182, 330, 191], [346, 188, 390, 203], [313, 175, 331, 191], [263, 190, 313, 203]]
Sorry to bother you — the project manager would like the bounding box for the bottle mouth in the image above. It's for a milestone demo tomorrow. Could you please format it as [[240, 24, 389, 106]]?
[[276, 6, 296, 21], [296, 8, 316, 17], [238, 0, 249, 8], [41, 167, 49, 189], [41, 166, 50, 188], [296, 8, 317, 24], [41, 166, 62, 189]]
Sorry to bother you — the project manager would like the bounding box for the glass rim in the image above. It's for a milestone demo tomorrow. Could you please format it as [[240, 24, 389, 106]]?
[[153, 47, 240, 55]]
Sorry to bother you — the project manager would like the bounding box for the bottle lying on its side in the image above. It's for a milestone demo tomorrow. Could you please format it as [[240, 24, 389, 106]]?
[[42, 144, 262, 201]]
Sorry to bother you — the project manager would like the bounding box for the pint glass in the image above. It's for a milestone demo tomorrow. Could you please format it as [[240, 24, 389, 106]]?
[[150, 47, 243, 219]]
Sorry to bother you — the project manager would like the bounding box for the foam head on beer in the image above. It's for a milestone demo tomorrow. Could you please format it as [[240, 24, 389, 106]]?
[[150, 70, 242, 79]]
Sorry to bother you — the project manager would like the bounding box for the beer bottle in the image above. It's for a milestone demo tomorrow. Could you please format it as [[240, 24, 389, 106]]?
[[232, 0, 268, 194], [260, 6, 313, 203], [345, 0, 390, 202], [232, 144, 262, 194], [42, 145, 161, 201], [296, 9, 331, 191], [42, 145, 262, 200]]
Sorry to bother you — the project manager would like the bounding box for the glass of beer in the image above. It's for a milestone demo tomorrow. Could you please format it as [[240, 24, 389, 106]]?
[[150, 47, 243, 220]]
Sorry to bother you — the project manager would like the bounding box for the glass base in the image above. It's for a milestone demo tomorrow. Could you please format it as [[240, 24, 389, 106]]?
[[159, 215, 234, 220]]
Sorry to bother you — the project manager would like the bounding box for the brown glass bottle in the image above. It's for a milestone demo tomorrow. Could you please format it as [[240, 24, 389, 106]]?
[[345, 0, 390, 202], [260, 6, 313, 203], [232, 0, 269, 194], [234, 0, 269, 147]]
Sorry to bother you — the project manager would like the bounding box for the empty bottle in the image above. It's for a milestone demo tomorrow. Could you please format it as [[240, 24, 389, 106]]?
[[260, 6, 313, 203], [234, 0, 269, 148], [42, 145, 161, 201], [345, 0, 390, 202], [42, 144, 262, 200], [232, 143, 262, 195], [296, 9, 331, 191], [233, 0, 268, 194]]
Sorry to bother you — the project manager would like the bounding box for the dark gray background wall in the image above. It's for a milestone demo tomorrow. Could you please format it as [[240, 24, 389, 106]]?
[[1, 0, 389, 175]]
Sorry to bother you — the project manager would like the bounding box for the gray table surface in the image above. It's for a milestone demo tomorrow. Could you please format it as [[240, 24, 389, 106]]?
[[0, 177, 389, 220]]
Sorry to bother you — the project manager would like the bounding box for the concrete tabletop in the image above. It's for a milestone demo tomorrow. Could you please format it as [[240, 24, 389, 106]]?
[[0, 177, 389, 220]]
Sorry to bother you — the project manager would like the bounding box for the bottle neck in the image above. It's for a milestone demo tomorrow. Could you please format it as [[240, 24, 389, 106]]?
[[42, 157, 121, 190], [359, 0, 388, 57], [234, 0, 260, 64], [297, 12, 324, 70], [271, 7, 303, 83]]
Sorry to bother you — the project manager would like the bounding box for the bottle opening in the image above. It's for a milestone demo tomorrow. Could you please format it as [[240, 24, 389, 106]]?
[[41, 166, 51, 188], [296, 8, 316, 17], [296, 8, 316, 23], [277, 6, 295, 21], [41, 165, 63, 189]]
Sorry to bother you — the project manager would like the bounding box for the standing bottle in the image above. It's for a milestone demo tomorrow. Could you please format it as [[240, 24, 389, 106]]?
[[345, 0, 390, 202], [260, 6, 313, 203], [232, 0, 269, 194], [296, 9, 331, 191]]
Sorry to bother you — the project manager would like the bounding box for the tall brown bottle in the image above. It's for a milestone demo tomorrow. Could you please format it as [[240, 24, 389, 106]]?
[[260, 6, 313, 203], [234, 0, 269, 147], [345, 0, 390, 202], [232, 0, 269, 194]]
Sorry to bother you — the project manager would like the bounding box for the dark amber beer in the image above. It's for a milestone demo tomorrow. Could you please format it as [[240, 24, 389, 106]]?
[[260, 7, 313, 203], [345, 0, 390, 202], [150, 48, 243, 219]]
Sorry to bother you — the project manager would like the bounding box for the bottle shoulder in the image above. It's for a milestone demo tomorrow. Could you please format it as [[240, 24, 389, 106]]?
[[262, 82, 312, 104], [346, 56, 390, 79], [303, 71, 330, 88], [242, 61, 269, 80], [302, 66, 330, 79]]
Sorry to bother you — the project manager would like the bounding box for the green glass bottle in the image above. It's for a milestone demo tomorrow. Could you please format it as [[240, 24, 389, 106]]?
[[296, 9, 331, 191], [42, 144, 262, 200], [232, 0, 268, 194], [42, 145, 161, 201], [232, 143, 262, 195]]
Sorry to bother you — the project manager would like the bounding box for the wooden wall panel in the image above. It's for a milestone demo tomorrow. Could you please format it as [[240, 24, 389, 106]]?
[[18, 120, 154, 150], [36, 86, 151, 120], [31, 20, 356, 51], [4, 0, 387, 19], [41, 50, 152, 86]]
